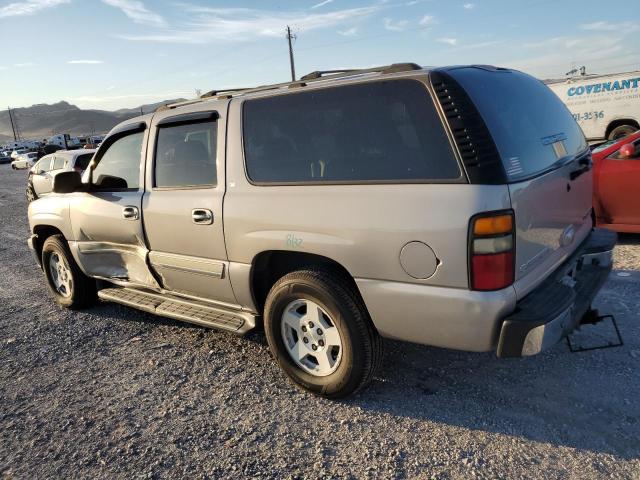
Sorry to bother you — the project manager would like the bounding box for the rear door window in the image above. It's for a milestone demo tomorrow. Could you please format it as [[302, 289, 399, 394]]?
[[448, 68, 588, 182], [243, 80, 461, 183], [154, 121, 217, 188]]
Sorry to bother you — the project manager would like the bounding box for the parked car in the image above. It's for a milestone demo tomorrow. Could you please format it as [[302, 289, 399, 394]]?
[[591, 130, 640, 233], [27, 64, 616, 398], [11, 152, 38, 169], [26, 149, 95, 202], [11, 148, 28, 159], [0, 155, 11, 165]]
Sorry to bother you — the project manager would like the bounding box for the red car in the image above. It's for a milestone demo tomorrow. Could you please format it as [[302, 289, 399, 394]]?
[[592, 130, 640, 233]]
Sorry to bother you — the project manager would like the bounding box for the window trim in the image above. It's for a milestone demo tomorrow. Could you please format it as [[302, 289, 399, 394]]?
[[151, 115, 219, 190], [240, 78, 465, 187]]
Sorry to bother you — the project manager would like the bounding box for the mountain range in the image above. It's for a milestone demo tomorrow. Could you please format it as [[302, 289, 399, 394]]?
[[0, 99, 185, 144]]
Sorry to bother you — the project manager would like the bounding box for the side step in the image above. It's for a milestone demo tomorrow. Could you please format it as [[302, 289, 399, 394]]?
[[98, 287, 255, 335]]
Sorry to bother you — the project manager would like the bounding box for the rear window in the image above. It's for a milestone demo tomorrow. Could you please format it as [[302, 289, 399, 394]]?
[[243, 80, 461, 183], [448, 68, 587, 182]]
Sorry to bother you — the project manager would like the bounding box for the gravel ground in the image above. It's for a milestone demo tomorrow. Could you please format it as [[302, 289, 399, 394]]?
[[1, 166, 639, 479]]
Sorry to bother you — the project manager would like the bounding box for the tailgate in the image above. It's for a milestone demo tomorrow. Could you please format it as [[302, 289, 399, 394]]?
[[508, 162, 592, 298]]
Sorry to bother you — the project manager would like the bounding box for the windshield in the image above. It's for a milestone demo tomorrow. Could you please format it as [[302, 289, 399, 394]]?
[[448, 67, 587, 182]]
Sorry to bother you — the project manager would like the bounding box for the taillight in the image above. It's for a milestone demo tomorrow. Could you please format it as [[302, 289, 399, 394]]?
[[469, 211, 515, 291]]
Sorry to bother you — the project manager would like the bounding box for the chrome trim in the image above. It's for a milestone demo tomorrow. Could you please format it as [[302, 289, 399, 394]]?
[[153, 262, 223, 278], [148, 251, 225, 278]]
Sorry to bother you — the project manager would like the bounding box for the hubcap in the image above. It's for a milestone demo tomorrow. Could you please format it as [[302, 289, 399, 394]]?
[[48, 252, 73, 298], [280, 299, 343, 377]]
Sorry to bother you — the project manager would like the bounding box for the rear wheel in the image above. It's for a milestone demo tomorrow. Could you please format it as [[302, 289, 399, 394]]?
[[42, 235, 96, 309], [608, 124, 637, 141], [264, 269, 382, 399]]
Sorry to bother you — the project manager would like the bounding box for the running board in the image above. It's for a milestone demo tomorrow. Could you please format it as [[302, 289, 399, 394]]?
[[97, 287, 255, 335]]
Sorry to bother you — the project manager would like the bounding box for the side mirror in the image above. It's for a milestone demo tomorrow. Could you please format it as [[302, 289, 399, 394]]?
[[619, 143, 635, 159], [53, 171, 83, 194]]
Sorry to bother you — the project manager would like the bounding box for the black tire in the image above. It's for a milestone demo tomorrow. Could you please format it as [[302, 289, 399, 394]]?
[[11, 164, 16, 170], [608, 124, 637, 141], [42, 234, 97, 309], [26, 180, 38, 203], [264, 268, 382, 399]]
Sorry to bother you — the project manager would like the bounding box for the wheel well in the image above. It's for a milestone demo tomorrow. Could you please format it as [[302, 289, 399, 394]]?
[[250, 251, 360, 313], [32, 225, 64, 263], [605, 119, 639, 139]]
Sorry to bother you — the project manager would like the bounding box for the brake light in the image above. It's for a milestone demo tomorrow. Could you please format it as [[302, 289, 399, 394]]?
[[470, 211, 515, 291]]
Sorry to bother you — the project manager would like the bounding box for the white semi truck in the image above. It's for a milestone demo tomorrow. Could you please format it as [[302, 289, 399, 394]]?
[[546, 70, 640, 141]]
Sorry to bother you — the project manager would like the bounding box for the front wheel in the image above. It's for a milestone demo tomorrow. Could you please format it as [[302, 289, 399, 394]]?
[[264, 269, 382, 399], [42, 235, 97, 309], [26, 181, 38, 203]]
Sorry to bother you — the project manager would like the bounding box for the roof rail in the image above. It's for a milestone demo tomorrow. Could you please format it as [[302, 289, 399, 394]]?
[[200, 88, 248, 99], [300, 63, 422, 81], [300, 69, 359, 80], [162, 62, 424, 110]]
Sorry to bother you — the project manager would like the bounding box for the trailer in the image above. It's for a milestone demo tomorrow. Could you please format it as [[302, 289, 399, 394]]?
[[546, 70, 640, 141]]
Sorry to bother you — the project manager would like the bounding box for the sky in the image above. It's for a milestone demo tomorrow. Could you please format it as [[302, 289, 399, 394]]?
[[0, 0, 638, 111]]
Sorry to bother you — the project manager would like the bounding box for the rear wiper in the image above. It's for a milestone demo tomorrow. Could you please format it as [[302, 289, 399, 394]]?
[[570, 156, 592, 181]]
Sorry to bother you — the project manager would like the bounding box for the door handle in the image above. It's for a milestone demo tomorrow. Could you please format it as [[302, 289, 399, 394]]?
[[192, 208, 213, 225], [122, 206, 139, 220]]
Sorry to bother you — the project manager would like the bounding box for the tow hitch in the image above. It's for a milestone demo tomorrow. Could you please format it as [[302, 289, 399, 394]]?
[[566, 309, 623, 352]]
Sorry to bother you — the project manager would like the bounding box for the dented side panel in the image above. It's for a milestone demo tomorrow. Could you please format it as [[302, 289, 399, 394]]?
[[68, 190, 160, 288]]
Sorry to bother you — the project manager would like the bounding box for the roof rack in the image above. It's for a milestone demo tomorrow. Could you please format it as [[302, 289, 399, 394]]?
[[162, 62, 423, 109]]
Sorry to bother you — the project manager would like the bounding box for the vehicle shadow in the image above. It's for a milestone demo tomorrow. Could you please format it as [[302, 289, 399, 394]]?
[[349, 291, 639, 460]]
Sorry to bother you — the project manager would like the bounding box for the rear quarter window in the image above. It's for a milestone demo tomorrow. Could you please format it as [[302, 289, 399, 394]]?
[[242, 80, 461, 183], [448, 68, 588, 182]]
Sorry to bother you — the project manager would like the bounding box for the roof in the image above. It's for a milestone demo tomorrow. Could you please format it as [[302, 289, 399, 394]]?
[[50, 148, 96, 157]]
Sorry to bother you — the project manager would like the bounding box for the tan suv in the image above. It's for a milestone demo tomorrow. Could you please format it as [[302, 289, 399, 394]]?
[[27, 64, 616, 398]]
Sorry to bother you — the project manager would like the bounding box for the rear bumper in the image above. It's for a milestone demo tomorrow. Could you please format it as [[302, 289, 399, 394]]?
[[497, 228, 616, 358]]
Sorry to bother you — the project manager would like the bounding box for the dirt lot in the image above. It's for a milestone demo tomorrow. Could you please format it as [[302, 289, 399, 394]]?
[[0, 166, 638, 479]]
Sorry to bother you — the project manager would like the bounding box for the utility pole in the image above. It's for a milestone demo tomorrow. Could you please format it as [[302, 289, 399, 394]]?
[[7, 107, 17, 141], [286, 25, 296, 82]]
